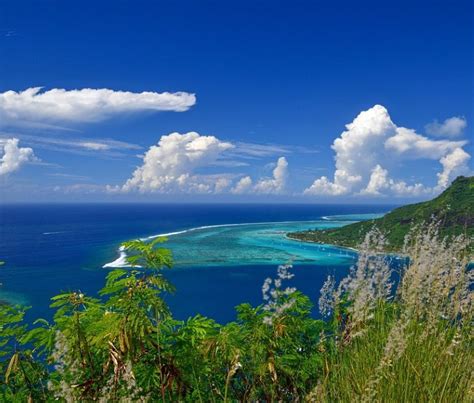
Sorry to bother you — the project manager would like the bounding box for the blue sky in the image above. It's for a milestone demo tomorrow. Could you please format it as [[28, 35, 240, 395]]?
[[0, 0, 472, 202]]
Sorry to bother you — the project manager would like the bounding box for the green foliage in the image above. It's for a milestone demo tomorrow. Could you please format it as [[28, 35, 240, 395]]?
[[0, 304, 49, 401], [0, 225, 472, 401], [288, 175, 474, 251], [122, 237, 173, 269]]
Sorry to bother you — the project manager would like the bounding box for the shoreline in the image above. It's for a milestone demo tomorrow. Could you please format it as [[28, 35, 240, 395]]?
[[286, 234, 409, 259], [284, 233, 360, 253]]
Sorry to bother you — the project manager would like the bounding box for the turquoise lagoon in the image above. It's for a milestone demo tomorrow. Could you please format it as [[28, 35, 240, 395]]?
[[105, 218, 374, 268], [0, 204, 389, 322]]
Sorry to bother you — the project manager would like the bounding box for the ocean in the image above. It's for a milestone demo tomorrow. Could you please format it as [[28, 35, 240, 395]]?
[[0, 203, 394, 323]]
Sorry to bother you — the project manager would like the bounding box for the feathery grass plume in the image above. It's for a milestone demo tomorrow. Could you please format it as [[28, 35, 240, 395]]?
[[261, 264, 297, 325], [399, 220, 472, 327], [332, 227, 393, 342], [362, 222, 472, 400], [320, 220, 473, 401], [318, 275, 336, 318]]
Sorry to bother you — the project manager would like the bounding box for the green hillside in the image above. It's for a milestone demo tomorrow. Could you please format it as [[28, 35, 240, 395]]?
[[288, 176, 474, 251]]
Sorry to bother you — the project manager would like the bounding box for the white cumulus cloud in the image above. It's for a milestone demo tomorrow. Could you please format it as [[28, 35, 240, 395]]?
[[113, 131, 291, 195], [304, 105, 471, 197], [0, 138, 36, 175], [360, 164, 390, 196], [117, 132, 234, 193], [0, 87, 196, 126], [305, 105, 394, 196], [231, 157, 289, 194], [359, 164, 430, 197], [385, 128, 466, 158], [254, 157, 289, 194], [425, 116, 467, 137], [254, 157, 288, 194], [437, 148, 471, 189], [231, 176, 253, 194]]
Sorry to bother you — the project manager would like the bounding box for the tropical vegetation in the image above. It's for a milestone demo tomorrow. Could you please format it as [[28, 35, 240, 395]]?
[[288, 175, 474, 252], [0, 223, 472, 401]]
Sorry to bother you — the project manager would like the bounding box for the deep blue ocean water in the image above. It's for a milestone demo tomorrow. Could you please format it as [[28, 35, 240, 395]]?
[[0, 203, 394, 324]]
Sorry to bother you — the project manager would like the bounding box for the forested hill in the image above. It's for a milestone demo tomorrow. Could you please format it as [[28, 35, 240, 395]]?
[[288, 176, 474, 251]]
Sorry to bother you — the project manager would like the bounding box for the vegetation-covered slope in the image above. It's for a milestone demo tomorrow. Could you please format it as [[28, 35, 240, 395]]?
[[288, 176, 474, 251]]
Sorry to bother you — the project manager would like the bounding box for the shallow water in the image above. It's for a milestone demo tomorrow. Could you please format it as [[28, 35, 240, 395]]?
[[0, 204, 391, 323], [105, 220, 363, 268]]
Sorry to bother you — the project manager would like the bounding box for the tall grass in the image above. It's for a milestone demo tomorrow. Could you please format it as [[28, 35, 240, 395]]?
[[317, 223, 473, 402]]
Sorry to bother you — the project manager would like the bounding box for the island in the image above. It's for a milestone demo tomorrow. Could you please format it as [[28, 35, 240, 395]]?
[[288, 176, 474, 252]]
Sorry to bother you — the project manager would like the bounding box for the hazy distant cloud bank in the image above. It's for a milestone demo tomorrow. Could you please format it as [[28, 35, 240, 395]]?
[[0, 87, 196, 126], [305, 105, 470, 197]]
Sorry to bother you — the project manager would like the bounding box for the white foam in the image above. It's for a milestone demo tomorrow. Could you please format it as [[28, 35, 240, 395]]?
[[43, 231, 69, 235], [103, 245, 128, 268], [141, 220, 333, 241]]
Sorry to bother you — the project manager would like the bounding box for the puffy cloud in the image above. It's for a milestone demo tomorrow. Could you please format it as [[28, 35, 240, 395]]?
[[304, 176, 340, 195], [119, 132, 234, 193], [384, 128, 469, 191], [0, 87, 196, 125], [305, 105, 394, 196], [360, 164, 390, 196], [389, 181, 430, 197], [305, 105, 471, 197], [229, 157, 289, 195], [330, 105, 395, 191], [254, 157, 288, 194], [385, 128, 466, 159], [0, 138, 36, 175], [214, 177, 233, 193], [359, 164, 430, 197], [114, 131, 291, 195], [425, 116, 467, 137], [437, 148, 471, 189], [231, 176, 253, 194]]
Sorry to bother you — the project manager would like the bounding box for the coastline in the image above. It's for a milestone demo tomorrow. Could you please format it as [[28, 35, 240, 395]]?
[[284, 233, 360, 253], [285, 234, 412, 260]]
